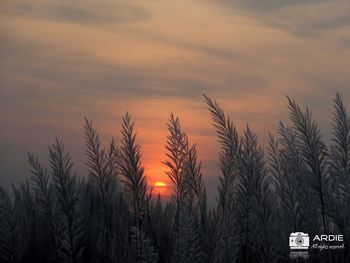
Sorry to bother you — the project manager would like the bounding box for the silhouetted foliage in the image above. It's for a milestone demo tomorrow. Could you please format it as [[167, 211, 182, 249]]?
[[0, 94, 349, 262]]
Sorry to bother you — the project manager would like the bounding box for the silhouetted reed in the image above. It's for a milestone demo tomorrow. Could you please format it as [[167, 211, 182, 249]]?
[[0, 95, 350, 263]]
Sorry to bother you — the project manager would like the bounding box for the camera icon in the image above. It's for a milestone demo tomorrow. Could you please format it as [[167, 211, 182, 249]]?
[[289, 232, 309, 250]]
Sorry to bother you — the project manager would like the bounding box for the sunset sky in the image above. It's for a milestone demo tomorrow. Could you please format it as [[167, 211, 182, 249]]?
[[1, 0, 350, 199]]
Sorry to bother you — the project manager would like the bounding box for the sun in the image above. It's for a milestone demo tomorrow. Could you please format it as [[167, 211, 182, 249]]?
[[153, 181, 171, 197], [154, 181, 167, 187]]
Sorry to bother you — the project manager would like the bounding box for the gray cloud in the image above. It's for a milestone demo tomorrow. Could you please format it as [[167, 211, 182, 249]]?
[[0, 28, 266, 107], [219, 0, 326, 12], [216, 0, 350, 35], [1, 1, 149, 24]]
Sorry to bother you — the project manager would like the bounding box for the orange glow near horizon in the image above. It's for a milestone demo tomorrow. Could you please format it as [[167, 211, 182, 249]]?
[[144, 162, 170, 185]]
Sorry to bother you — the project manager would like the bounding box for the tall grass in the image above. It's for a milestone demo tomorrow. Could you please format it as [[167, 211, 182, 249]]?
[[164, 113, 204, 263], [204, 95, 239, 263], [119, 113, 150, 262], [287, 97, 330, 235], [83, 118, 119, 260], [0, 94, 349, 263], [50, 139, 84, 263]]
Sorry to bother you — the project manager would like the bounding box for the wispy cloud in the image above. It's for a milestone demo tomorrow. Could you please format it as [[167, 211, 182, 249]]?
[[1, 0, 149, 24], [215, 0, 350, 35]]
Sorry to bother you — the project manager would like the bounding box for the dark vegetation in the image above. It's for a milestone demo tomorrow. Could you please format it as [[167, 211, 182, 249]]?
[[1, 94, 350, 262]]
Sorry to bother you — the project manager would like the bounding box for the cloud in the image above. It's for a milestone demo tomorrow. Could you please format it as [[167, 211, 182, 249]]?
[[0, 21, 267, 105], [1, 0, 149, 24], [266, 1, 350, 35], [219, 0, 325, 12], [216, 0, 350, 35]]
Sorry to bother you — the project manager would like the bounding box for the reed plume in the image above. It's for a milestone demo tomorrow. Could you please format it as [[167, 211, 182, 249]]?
[[287, 97, 330, 234]]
